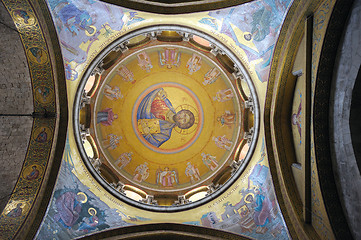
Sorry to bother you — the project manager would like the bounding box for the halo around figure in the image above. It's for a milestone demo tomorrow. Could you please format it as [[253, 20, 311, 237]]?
[[174, 104, 199, 135], [77, 192, 88, 203], [88, 207, 97, 216], [85, 25, 97, 36], [244, 193, 254, 203]]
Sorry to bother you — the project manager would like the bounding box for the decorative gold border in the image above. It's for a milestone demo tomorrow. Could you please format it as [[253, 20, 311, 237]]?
[[311, 0, 354, 238], [264, 0, 331, 239], [265, 0, 354, 239], [265, 1, 313, 238], [0, 0, 68, 239]]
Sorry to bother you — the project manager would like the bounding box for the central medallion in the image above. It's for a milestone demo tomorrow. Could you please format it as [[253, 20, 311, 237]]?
[[133, 83, 203, 154]]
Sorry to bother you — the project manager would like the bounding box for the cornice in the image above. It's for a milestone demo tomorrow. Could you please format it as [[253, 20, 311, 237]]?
[[99, 0, 253, 14]]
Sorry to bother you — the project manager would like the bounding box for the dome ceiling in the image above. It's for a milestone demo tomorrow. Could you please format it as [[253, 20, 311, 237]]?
[[1, 0, 357, 239], [0, 0, 306, 239], [75, 27, 257, 208]]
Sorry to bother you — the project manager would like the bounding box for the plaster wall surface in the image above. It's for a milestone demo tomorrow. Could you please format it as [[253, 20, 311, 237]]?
[[330, 0, 361, 238], [0, 3, 33, 212]]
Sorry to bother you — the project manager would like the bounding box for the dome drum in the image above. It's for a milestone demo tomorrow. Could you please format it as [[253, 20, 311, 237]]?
[[74, 26, 259, 211]]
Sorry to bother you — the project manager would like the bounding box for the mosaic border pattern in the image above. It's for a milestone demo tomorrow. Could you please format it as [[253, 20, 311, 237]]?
[[312, 0, 354, 238], [264, 0, 355, 239], [263, 0, 342, 239], [0, 0, 67, 239]]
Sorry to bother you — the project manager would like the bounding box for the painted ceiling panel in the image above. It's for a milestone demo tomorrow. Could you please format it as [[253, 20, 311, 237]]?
[[30, 0, 293, 239]]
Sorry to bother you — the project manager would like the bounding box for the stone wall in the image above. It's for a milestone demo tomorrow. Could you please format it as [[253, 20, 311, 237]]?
[[0, 3, 33, 212], [330, 0, 361, 239]]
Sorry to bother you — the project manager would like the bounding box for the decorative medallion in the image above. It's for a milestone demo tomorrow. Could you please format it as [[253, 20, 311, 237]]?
[[27, 47, 49, 65], [35, 85, 54, 104], [22, 164, 43, 181], [12, 9, 36, 26], [33, 126, 51, 143], [133, 83, 203, 154]]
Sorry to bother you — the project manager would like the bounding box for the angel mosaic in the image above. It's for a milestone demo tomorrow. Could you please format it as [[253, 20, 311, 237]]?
[[102, 134, 122, 150], [213, 88, 234, 102], [185, 162, 201, 183], [203, 67, 220, 85], [103, 84, 123, 100], [156, 167, 178, 187], [137, 51, 153, 72], [126, 12, 145, 26], [115, 152, 133, 169], [186, 53, 202, 74], [217, 110, 236, 127], [116, 65, 135, 83], [213, 135, 232, 150], [133, 162, 149, 182], [201, 153, 218, 171], [158, 47, 181, 69]]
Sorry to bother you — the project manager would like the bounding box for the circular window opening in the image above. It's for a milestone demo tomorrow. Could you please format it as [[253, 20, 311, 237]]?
[[74, 26, 259, 212]]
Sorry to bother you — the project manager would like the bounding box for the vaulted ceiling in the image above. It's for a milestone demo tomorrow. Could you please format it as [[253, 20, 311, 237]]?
[[0, 0, 360, 239]]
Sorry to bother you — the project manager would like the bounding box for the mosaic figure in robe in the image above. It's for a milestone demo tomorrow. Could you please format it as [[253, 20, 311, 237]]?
[[116, 65, 135, 83], [201, 153, 218, 171], [133, 162, 149, 182], [213, 135, 232, 150], [218, 110, 236, 127], [203, 67, 220, 85], [26, 166, 40, 180], [186, 54, 202, 74], [136, 88, 195, 148], [77, 208, 98, 233], [157, 167, 178, 187], [137, 52, 153, 72], [185, 162, 201, 183], [103, 84, 123, 100], [54, 192, 87, 229], [97, 108, 118, 126], [6, 203, 23, 217], [246, 188, 273, 229], [103, 134, 122, 149], [213, 88, 234, 102], [115, 152, 133, 169], [159, 48, 181, 69], [35, 128, 48, 143]]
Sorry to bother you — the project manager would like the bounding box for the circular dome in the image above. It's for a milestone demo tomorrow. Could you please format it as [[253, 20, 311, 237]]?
[[74, 26, 259, 211]]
